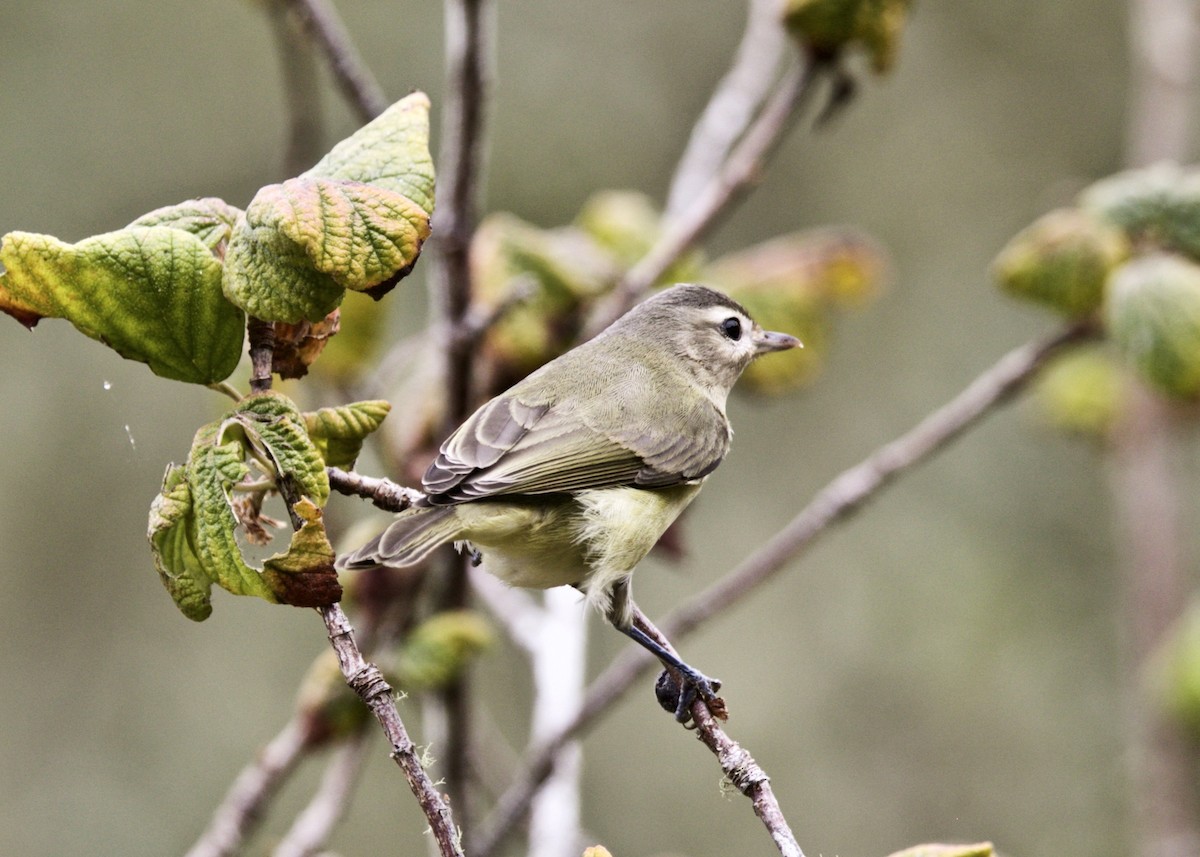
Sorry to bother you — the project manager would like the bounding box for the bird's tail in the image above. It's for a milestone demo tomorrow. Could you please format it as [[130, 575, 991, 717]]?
[[336, 505, 461, 570]]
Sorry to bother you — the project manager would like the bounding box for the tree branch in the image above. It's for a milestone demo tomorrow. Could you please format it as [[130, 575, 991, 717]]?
[[319, 603, 464, 857], [185, 716, 312, 857], [425, 0, 496, 828], [664, 0, 788, 220], [327, 466, 425, 511], [471, 320, 1100, 857], [267, 0, 326, 176], [286, 0, 387, 122], [273, 728, 373, 857], [587, 55, 822, 335]]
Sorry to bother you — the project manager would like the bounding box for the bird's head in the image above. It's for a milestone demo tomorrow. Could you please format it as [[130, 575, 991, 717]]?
[[612, 284, 802, 397]]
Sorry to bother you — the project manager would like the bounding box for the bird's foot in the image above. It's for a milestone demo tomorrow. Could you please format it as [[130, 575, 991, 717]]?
[[454, 541, 484, 566], [655, 665, 726, 725]]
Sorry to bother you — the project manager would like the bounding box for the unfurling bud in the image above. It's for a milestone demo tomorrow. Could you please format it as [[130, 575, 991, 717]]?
[[1105, 253, 1200, 398], [781, 0, 913, 73], [992, 208, 1129, 317], [1032, 346, 1129, 439], [1080, 162, 1200, 261]]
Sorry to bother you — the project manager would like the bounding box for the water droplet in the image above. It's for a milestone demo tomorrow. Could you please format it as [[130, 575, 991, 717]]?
[[124, 424, 137, 451], [102, 380, 112, 391]]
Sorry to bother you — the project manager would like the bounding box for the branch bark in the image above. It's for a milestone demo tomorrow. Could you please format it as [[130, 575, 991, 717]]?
[[286, 0, 388, 122], [471, 320, 1099, 857], [1114, 3, 1200, 856], [185, 717, 312, 857], [318, 603, 465, 857], [587, 55, 821, 335]]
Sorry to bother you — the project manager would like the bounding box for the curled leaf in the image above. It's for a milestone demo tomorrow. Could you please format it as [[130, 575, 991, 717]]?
[[886, 845, 994, 857], [223, 92, 435, 323], [148, 392, 343, 619], [304, 400, 392, 469], [273, 310, 341, 380], [993, 208, 1129, 317], [782, 0, 914, 73], [0, 227, 245, 384], [395, 610, 494, 691]]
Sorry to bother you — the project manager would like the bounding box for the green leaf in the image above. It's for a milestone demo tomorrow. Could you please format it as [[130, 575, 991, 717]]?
[[128, 197, 244, 257], [395, 610, 494, 691], [150, 393, 343, 619], [306, 91, 436, 214], [228, 391, 330, 505], [0, 226, 245, 384], [222, 92, 435, 323], [147, 464, 215, 622], [304, 400, 392, 468], [1106, 253, 1200, 398]]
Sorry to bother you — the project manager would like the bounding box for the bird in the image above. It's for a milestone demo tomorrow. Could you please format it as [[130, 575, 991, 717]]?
[[337, 283, 801, 720]]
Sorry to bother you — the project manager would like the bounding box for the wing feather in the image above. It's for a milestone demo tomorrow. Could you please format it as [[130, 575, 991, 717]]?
[[423, 366, 731, 504]]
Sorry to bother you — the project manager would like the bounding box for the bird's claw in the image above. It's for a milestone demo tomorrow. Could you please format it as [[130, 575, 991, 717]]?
[[655, 666, 726, 724]]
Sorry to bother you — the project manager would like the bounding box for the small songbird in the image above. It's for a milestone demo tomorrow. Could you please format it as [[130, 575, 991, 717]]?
[[338, 283, 800, 719]]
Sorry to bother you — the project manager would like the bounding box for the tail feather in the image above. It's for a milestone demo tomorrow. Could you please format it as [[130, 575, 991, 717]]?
[[337, 506, 460, 570]]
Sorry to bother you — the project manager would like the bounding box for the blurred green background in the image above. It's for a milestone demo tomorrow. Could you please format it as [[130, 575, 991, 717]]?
[[0, 1, 1175, 856]]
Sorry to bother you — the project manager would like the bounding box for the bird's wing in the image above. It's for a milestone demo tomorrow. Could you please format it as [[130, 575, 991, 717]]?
[[423, 389, 730, 503]]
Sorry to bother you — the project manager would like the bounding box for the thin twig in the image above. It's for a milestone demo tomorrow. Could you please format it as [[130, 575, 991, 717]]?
[[185, 717, 312, 857], [587, 57, 822, 335], [268, 0, 326, 176], [248, 318, 276, 394], [1115, 2, 1200, 855], [427, 0, 495, 828], [273, 728, 374, 857], [632, 606, 801, 857], [319, 603, 465, 857], [287, 0, 387, 122], [327, 466, 425, 511], [471, 320, 1100, 857], [664, 0, 788, 220]]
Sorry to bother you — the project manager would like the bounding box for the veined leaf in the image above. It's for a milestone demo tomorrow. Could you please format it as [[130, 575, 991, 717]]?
[[149, 392, 342, 619], [128, 197, 243, 258], [223, 92, 434, 323], [304, 400, 392, 468], [0, 226, 245, 384]]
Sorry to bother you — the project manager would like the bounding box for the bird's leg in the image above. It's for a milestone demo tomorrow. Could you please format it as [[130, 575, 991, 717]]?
[[608, 580, 725, 723]]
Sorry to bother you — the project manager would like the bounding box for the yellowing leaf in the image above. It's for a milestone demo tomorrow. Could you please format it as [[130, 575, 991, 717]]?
[[304, 400, 392, 468], [128, 197, 243, 258], [149, 392, 344, 619], [223, 92, 435, 323], [0, 227, 245, 384], [886, 844, 993, 857]]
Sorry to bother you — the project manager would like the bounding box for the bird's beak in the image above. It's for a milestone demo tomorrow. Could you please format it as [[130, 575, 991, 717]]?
[[753, 329, 803, 354]]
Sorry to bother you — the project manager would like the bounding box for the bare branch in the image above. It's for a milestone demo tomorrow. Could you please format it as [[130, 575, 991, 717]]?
[[273, 729, 373, 857], [267, 0, 325, 176], [431, 0, 495, 425], [1114, 3, 1200, 855], [319, 603, 464, 857], [185, 717, 312, 857], [665, 0, 788, 220], [472, 320, 1100, 857], [691, 703, 804, 857], [587, 56, 821, 335], [327, 466, 425, 512], [425, 0, 496, 827], [286, 0, 387, 122], [248, 318, 276, 394]]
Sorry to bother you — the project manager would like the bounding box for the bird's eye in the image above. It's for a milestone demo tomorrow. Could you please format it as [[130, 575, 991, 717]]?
[[720, 317, 743, 341]]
